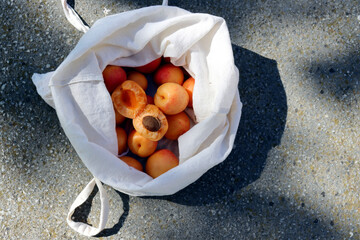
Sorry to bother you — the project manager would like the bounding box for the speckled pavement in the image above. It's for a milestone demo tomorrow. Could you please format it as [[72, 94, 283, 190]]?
[[0, 0, 359, 239]]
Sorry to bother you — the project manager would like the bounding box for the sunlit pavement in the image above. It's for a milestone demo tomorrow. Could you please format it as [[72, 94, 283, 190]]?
[[0, 0, 359, 239]]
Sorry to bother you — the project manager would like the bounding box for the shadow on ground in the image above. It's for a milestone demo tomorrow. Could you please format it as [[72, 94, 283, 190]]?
[[168, 190, 343, 239], [70, 186, 130, 238], [307, 51, 360, 102]]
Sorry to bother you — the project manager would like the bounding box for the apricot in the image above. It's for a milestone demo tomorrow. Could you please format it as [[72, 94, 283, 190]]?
[[127, 71, 148, 91], [146, 95, 154, 105], [133, 104, 168, 141], [145, 149, 179, 178], [120, 156, 143, 172], [154, 63, 184, 85], [135, 57, 162, 74], [165, 112, 191, 140], [182, 77, 195, 107], [102, 65, 127, 93], [154, 83, 189, 115], [128, 130, 158, 157], [116, 127, 127, 155], [114, 106, 126, 125], [112, 80, 147, 119]]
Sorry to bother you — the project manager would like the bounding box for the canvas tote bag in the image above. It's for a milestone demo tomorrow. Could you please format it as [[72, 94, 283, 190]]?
[[32, 0, 242, 236]]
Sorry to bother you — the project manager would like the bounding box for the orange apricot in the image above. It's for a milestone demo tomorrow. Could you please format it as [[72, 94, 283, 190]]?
[[133, 104, 168, 141], [165, 112, 191, 140], [154, 63, 184, 85], [127, 71, 148, 91], [112, 80, 147, 119], [145, 149, 179, 178], [154, 83, 189, 115], [116, 127, 127, 155], [182, 77, 195, 107], [120, 156, 143, 172], [102, 65, 127, 93], [135, 57, 162, 74], [128, 130, 158, 157], [114, 106, 126, 125]]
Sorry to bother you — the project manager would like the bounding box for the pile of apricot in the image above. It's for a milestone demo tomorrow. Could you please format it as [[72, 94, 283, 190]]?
[[103, 57, 195, 178]]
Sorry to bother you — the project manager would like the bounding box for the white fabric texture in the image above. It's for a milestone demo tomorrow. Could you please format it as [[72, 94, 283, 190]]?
[[32, 6, 242, 196], [61, 0, 90, 33], [66, 178, 109, 237]]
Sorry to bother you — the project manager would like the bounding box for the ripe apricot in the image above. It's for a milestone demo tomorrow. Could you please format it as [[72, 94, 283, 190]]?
[[114, 106, 126, 125], [127, 71, 148, 90], [112, 80, 147, 119], [133, 104, 168, 141], [145, 149, 179, 178], [102, 65, 127, 93], [128, 130, 158, 157], [135, 57, 162, 74], [154, 63, 184, 85], [154, 83, 189, 115], [165, 112, 191, 140], [182, 77, 195, 107], [116, 127, 127, 155], [120, 156, 143, 172]]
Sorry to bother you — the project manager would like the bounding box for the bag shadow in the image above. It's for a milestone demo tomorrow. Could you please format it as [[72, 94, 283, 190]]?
[[145, 45, 288, 206], [70, 186, 130, 238], [95, 191, 130, 238]]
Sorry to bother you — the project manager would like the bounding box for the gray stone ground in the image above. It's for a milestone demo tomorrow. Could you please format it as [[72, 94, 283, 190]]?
[[0, 0, 359, 239]]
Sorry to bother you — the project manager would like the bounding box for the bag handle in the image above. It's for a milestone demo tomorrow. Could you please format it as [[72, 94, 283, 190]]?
[[61, 0, 168, 235], [61, 0, 169, 33], [67, 178, 110, 237]]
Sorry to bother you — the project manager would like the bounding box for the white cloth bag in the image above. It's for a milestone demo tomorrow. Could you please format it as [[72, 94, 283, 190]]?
[[32, 0, 242, 236]]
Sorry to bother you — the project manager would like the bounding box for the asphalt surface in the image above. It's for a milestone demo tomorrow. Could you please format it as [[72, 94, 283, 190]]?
[[0, 0, 359, 239]]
